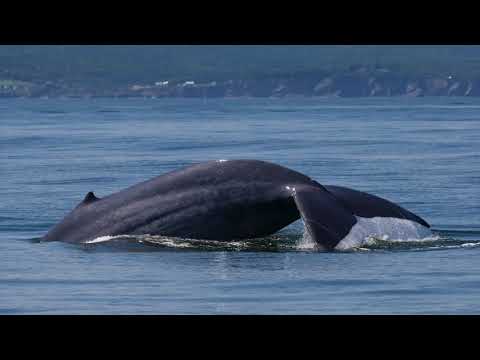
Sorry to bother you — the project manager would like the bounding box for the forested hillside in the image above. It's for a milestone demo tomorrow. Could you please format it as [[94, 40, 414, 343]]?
[[1, 46, 480, 97]]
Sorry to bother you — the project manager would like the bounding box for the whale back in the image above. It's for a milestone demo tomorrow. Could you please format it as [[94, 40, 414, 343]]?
[[42, 159, 431, 247], [42, 160, 313, 243]]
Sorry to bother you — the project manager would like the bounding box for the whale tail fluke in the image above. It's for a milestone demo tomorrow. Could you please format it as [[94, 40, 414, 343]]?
[[292, 185, 357, 250], [291, 184, 430, 250], [324, 185, 430, 228]]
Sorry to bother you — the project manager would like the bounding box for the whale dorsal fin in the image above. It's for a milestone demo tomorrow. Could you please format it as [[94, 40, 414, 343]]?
[[82, 191, 100, 205]]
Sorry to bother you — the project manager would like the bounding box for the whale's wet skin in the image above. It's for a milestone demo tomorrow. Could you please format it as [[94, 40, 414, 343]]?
[[2, 97, 480, 314], [40, 159, 432, 251]]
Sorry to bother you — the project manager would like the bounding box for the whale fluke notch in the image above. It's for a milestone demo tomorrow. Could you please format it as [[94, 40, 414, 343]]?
[[82, 191, 99, 205]]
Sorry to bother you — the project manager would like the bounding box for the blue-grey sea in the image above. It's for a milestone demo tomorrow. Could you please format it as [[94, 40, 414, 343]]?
[[1, 97, 479, 314]]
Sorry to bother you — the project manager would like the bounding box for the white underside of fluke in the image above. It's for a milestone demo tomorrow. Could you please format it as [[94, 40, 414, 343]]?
[[334, 216, 432, 250], [298, 216, 432, 250]]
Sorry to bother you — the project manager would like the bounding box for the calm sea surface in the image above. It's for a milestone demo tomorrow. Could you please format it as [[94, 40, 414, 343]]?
[[1, 97, 479, 314]]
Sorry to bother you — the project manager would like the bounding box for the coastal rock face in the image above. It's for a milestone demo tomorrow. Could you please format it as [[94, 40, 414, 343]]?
[[2, 67, 480, 98], [448, 81, 463, 96], [368, 78, 388, 96], [333, 74, 371, 97], [272, 83, 288, 97], [446, 81, 474, 96], [313, 78, 334, 95], [465, 80, 480, 96], [406, 88, 424, 97], [424, 78, 449, 96], [406, 81, 424, 97]]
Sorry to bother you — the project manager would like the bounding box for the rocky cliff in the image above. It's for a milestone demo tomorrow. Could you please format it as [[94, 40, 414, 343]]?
[[2, 67, 480, 98]]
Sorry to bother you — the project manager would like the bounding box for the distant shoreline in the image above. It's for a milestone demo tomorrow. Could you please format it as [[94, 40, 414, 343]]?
[[1, 95, 478, 101], [3, 69, 480, 99], [4, 46, 480, 99]]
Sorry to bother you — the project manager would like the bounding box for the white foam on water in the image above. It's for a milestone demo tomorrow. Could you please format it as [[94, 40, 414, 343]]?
[[426, 242, 480, 250], [141, 235, 249, 250], [82, 233, 250, 250], [335, 216, 433, 250], [84, 234, 141, 244], [296, 223, 318, 250], [461, 242, 480, 248], [150, 237, 194, 248], [84, 235, 117, 244]]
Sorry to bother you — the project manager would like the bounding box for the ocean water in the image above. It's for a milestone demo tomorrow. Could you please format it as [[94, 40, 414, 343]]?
[[1, 96, 480, 314]]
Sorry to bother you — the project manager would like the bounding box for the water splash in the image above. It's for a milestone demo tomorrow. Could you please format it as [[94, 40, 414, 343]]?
[[296, 227, 317, 250], [82, 234, 285, 251], [85, 235, 118, 244], [335, 216, 433, 250], [78, 219, 480, 253]]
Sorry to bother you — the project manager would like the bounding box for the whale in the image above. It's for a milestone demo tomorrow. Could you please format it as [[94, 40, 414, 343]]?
[[42, 159, 430, 250]]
